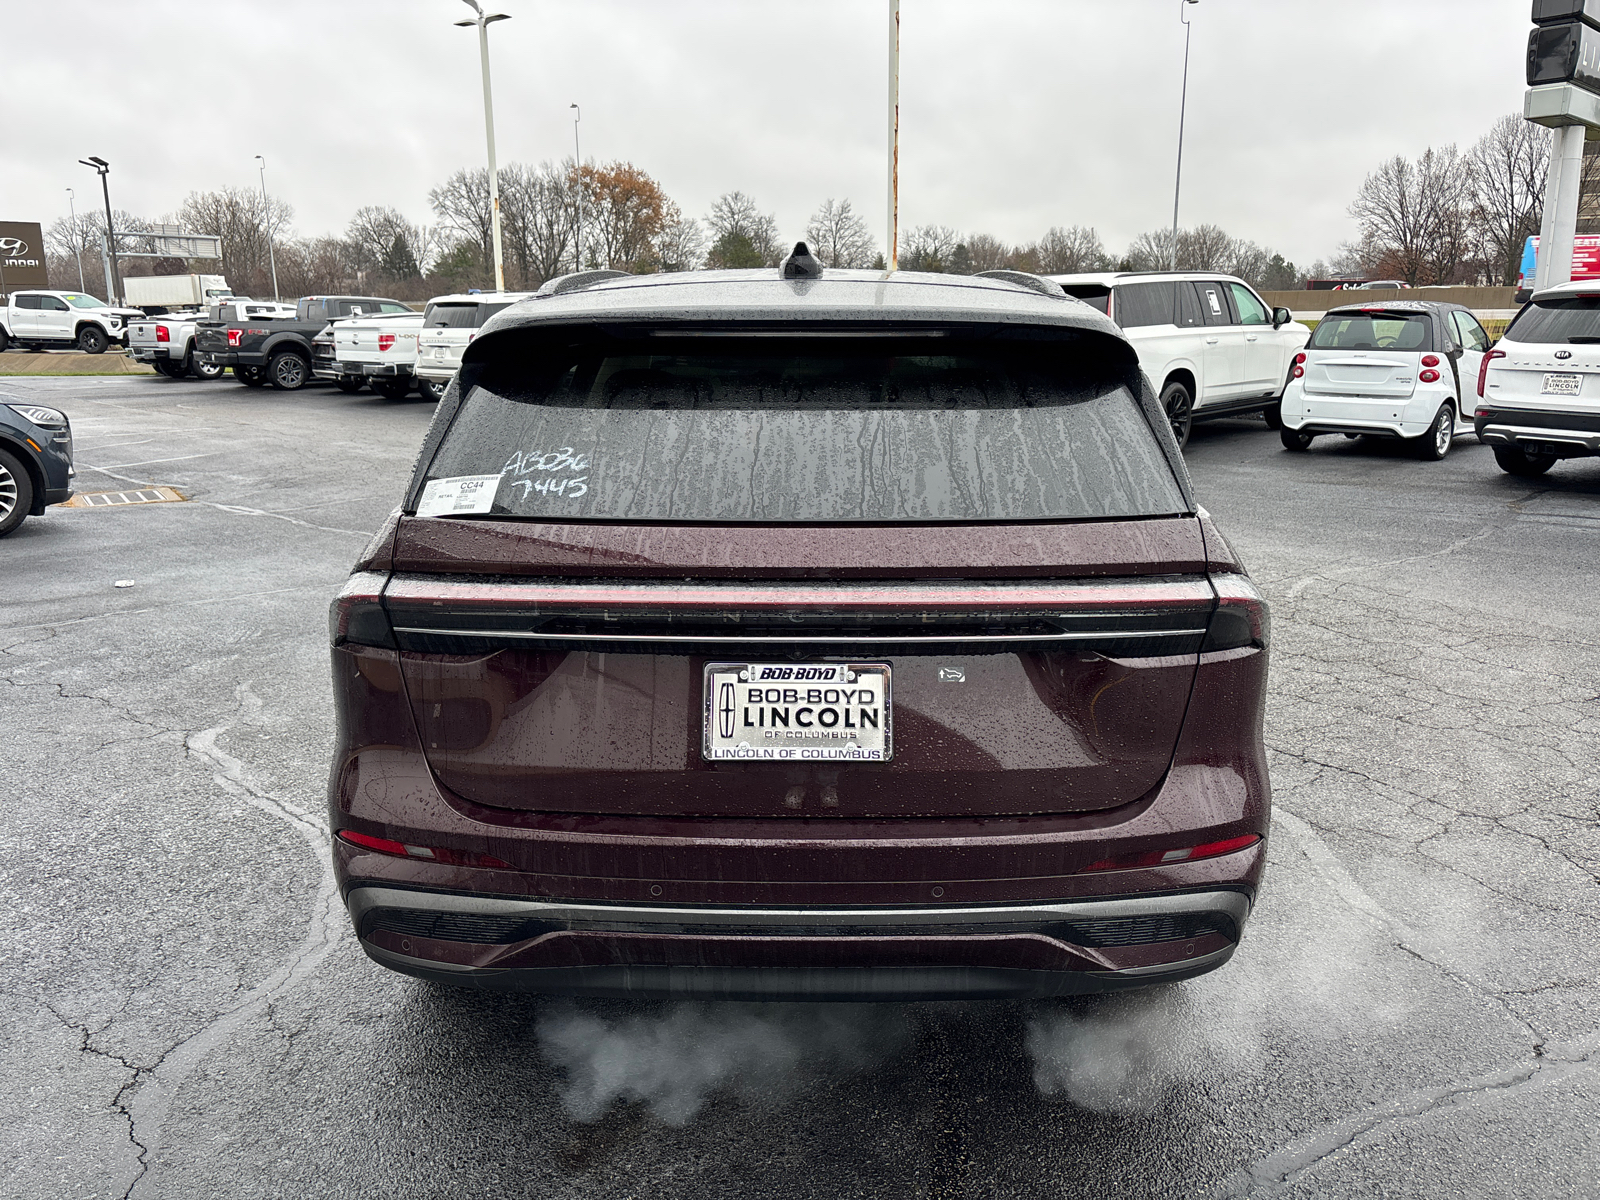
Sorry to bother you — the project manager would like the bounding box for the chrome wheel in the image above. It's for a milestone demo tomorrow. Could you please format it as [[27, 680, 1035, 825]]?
[[1415, 402, 1453, 461], [0, 447, 33, 537], [270, 352, 308, 390], [0, 458, 17, 521]]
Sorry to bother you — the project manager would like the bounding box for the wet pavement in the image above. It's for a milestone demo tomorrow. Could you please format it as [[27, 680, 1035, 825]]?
[[1, 375, 1596, 1199]]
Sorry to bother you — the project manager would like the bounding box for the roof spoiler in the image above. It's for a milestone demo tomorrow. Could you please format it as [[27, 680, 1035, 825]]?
[[974, 270, 1066, 298], [536, 269, 632, 297]]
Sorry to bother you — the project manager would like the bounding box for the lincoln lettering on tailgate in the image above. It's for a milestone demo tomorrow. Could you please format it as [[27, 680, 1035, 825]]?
[[703, 663, 892, 761]]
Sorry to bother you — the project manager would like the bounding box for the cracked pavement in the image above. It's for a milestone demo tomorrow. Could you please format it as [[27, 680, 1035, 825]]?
[[0, 378, 1596, 1198]]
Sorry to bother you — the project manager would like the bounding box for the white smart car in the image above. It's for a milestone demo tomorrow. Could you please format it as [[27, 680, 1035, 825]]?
[[1278, 301, 1491, 461]]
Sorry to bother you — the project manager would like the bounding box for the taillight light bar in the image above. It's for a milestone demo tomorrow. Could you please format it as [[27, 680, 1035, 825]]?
[[329, 571, 395, 648], [155, 325, 170, 343], [1081, 833, 1261, 873], [378, 334, 395, 352], [1478, 348, 1505, 397], [227, 329, 243, 348], [1202, 573, 1269, 652]]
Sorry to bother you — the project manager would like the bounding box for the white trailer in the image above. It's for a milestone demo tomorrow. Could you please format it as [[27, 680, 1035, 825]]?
[[123, 274, 233, 313]]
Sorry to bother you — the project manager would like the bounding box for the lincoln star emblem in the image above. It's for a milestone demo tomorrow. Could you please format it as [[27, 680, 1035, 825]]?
[[717, 681, 736, 739]]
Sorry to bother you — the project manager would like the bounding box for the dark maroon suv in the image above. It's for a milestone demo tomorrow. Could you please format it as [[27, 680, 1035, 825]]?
[[328, 252, 1271, 1000]]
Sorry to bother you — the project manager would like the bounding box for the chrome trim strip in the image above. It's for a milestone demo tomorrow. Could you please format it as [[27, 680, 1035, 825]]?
[[391, 626, 1204, 646], [346, 886, 1251, 932], [1481, 422, 1600, 447]]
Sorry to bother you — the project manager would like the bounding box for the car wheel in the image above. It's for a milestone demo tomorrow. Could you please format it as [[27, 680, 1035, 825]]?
[[189, 354, 225, 381], [1280, 426, 1315, 452], [268, 351, 309, 390], [335, 376, 366, 394], [77, 325, 108, 355], [235, 365, 267, 388], [0, 447, 34, 538], [1159, 380, 1193, 449], [1261, 401, 1283, 430], [1493, 444, 1557, 477], [416, 378, 444, 402], [0, 327, 10, 352], [1413, 402, 1454, 461], [372, 378, 412, 401], [164, 357, 191, 379]]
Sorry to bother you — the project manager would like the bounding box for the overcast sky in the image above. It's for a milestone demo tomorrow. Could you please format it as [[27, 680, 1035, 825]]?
[[3, 0, 1532, 268]]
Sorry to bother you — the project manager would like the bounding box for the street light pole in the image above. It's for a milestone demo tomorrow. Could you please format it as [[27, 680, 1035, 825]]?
[[887, 0, 900, 271], [455, 0, 510, 293], [571, 103, 583, 272], [79, 157, 121, 304], [66, 188, 85, 290], [255, 155, 281, 303], [1170, 0, 1199, 272]]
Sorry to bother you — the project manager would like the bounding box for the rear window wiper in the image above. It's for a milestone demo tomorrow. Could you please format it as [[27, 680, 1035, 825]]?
[[1567, 336, 1600, 343]]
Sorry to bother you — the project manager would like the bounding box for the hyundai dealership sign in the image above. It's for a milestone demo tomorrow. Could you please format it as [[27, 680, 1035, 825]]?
[[0, 222, 48, 292]]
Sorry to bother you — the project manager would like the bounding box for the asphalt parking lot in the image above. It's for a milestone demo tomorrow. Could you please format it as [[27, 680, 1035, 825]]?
[[1, 373, 1597, 1200]]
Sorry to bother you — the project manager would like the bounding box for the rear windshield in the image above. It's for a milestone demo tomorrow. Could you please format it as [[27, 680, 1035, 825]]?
[[421, 335, 1185, 523], [1505, 296, 1600, 344], [1310, 312, 1432, 351], [425, 302, 509, 329], [1059, 285, 1110, 314]]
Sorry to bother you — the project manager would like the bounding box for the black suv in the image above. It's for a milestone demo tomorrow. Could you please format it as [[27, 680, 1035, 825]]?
[[0, 393, 75, 537]]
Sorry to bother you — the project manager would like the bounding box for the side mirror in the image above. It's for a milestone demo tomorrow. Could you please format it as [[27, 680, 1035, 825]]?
[[1272, 306, 1292, 329]]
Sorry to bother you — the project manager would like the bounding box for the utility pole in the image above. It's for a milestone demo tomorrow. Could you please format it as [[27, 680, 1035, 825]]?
[[66, 188, 85, 290], [255, 155, 281, 302], [887, 0, 900, 271], [455, 0, 510, 292], [79, 157, 121, 304], [571, 103, 583, 272], [1170, 0, 1199, 272]]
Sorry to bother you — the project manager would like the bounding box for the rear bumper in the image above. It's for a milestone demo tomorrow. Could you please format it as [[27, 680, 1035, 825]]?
[[361, 362, 412, 378], [197, 350, 240, 366], [346, 885, 1251, 999], [130, 347, 171, 363], [1281, 382, 1448, 437], [1474, 406, 1600, 456], [414, 364, 458, 383]]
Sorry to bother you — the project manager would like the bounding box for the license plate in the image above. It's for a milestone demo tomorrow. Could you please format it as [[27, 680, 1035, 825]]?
[[703, 662, 891, 762], [1542, 372, 1582, 396]]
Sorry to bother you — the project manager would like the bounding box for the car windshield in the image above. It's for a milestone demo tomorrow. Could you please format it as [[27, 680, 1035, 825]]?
[[422, 334, 1186, 523], [1504, 296, 1600, 343], [63, 294, 107, 310], [1310, 312, 1432, 352]]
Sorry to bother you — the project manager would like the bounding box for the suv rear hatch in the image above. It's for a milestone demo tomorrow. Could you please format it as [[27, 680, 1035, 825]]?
[[389, 327, 1207, 820], [1484, 294, 1600, 414]]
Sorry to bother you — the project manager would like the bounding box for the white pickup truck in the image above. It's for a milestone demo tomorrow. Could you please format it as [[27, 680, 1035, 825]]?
[[128, 299, 296, 380], [321, 311, 427, 400], [0, 290, 145, 355]]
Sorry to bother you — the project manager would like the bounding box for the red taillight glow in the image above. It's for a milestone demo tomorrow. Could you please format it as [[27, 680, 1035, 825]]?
[[1081, 833, 1261, 873], [227, 329, 243, 348], [1419, 369, 1440, 383], [1475, 406, 1490, 419], [378, 333, 395, 352], [337, 829, 512, 870], [1421, 354, 1439, 367], [155, 325, 170, 343], [1294, 352, 1307, 364], [1478, 348, 1505, 397]]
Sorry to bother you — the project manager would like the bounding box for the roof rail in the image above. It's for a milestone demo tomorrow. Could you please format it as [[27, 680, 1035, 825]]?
[[973, 270, 1065, 297], [536, 269, 632, 298], [780, 241, 824, 279]]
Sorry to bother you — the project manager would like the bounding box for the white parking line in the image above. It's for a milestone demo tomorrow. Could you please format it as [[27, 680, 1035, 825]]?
[[87, 453, 213, 470]]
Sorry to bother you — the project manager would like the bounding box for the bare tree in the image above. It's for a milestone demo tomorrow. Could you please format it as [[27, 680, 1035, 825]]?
[[1125, 228, 1175, 271], [1034, 225, 1106, 273], [582, 161, 676, 272], [429, 168, 495, 280], [1349, 146, 1474, 285], [901, 224, 960, 272], [1469, 115, 1549, 285], [706, 192, 780, 267], [963, 233, 1010, 272], [178, 187, 293, 296], [805, 198, 876, 268], [655, 216, 706, 272]]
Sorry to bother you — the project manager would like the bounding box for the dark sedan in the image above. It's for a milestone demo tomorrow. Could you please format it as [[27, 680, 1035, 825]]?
[[0, 394, 74, 536], [327, 248, 1272, 1000]]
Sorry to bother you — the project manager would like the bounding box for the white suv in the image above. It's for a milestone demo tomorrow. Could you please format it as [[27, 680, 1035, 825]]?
[[416, 292, 535, 397], [1279, 301, 1490, 461], [1050, 272, 1309, 447], [1476, 281, 1600, 476]]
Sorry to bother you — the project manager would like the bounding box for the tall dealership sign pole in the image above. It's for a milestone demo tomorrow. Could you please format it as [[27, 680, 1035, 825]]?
[[887, 0, 899, 271], [455, 0, 510, 293], [255, 156, 281, 303], [571, 104, 583, 273], [1526, 0, 1600, 290], [1170, 0, 1199, 272], [79, 157, 120, 305]]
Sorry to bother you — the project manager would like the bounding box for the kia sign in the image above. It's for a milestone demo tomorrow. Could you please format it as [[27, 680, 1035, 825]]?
[[0, 222, 48, 293]]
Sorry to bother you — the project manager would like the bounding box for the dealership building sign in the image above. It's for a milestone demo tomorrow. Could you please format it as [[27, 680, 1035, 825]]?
[[0, 222, 49, 293]]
